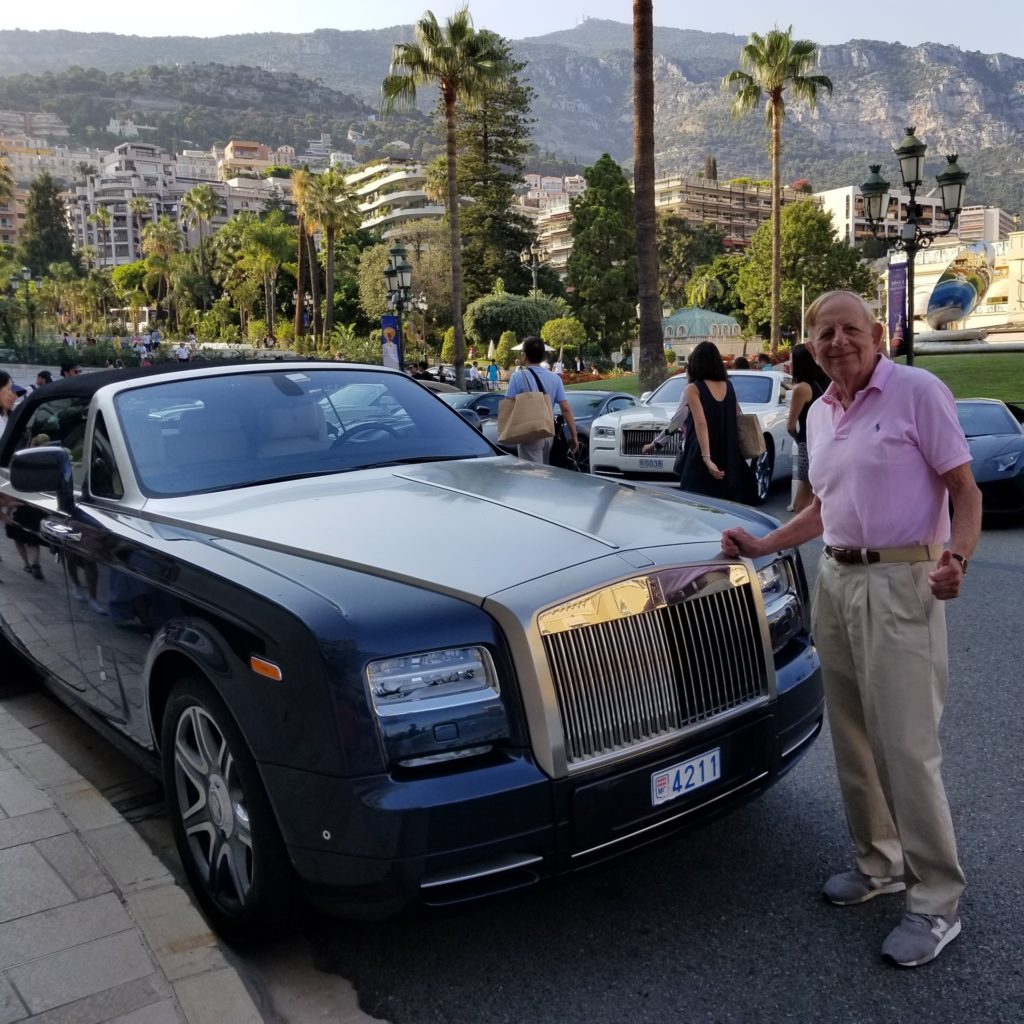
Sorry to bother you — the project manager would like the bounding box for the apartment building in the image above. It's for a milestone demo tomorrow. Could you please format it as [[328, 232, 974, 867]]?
[[0, 137, 109, 184], [217, 140, 274, 181], [655, 175, 810, 247], [957, 205, 1016, 242], [175, 149, 218, 181], [67, 142, 288, 266], [345, 160, 444, 239], [0, 187, 28, 248], [816, 184, 951, 247]]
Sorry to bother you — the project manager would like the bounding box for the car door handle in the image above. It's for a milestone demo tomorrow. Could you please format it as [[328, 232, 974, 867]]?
[[41, 520, 82, 543]]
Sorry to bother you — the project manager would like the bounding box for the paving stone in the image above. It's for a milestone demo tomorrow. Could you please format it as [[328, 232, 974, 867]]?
[[173, 969, 262, 1024], [125, 885, 224, 982], [7, 744, 82, 789], [0, 721, 40, 752], [0, 845, 75, 924], [0, 768, 52, 817], [0, 694, 60, 729], [6, 930, 157, 1014], [49, 779, 124, 832], [83, 823, 172, 893], [0, 809, 69, 851], [12, 974, 174, 1024], [108, 1001, 182, 1024], [35, 833, 112, 899], [0, 974, 27, 1024], [0, 893, 131, 971]]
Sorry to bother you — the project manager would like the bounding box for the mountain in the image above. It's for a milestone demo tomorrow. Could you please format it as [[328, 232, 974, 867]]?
[[1, 21, 1022, 213]]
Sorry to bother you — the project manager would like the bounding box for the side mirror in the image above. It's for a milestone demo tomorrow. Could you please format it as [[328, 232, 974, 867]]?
[[10, 446, 75, 514], [640, 391, 653, 403], [457, 408, 482, 431]]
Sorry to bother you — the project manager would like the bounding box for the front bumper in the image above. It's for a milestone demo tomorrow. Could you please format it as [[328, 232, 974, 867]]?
[[262, 646, 822, 918]]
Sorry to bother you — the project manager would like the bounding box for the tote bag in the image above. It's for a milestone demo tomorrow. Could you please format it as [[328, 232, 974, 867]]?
[[737, 413, 766, 460], [497, 368, 555, 445]]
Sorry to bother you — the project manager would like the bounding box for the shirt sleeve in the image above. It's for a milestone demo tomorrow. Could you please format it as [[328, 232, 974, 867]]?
[[550, 374, 567, 403], [913, 374, 971, 476], [505, 370, 523, 398]]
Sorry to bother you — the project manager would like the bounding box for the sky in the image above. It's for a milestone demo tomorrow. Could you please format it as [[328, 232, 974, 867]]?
[[3, 0, 1023, 59]]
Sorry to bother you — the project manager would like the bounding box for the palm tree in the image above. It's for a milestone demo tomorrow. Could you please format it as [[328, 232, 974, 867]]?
[[632, 0, 665, 394], [381, 7, 511, 389], [128, 196, 151, 259], [181, 184, 220, 291], [300, 169, 360, 344], [141, 215, 183, 329], [722, 27, 831, 353], [88, 206, 112, 268], [290, 169, 310, 343]]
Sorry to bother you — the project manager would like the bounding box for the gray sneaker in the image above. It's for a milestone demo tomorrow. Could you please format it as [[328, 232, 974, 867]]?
[[882, 913, 961, 967], [823, 870, 906, 906]]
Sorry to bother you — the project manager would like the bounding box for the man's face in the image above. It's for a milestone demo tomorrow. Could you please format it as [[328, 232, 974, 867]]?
[[62, 366, 81, 378], [809, 294, 883, 386], [0, 381, 15, 412]]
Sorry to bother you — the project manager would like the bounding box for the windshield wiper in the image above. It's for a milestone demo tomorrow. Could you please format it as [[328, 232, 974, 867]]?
[[353, 455, 471, 469]]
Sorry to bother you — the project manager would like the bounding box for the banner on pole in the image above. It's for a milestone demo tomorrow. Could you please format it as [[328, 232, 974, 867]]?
[[887, 262, 907, 344], [380, 315, 400, 369]]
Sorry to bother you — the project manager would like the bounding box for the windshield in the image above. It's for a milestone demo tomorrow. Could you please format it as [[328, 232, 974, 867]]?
[[115, 369, 495, 496], [564, 392, 613, 416], [956, 402, 1019, 437], [645, 373, 777, 407]]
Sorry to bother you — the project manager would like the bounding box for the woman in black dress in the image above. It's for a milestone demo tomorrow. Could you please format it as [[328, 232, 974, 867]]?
[[644, 341, 755, 502], [786, 343, 830, 513]]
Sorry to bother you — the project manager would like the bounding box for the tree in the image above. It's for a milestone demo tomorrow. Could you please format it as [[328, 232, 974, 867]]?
[[540, 316, 587, 355], [453, 34, 536, 302], [657, 214, 727, 309], [463, 291, 562, 346], [495, 329, 516, 367], [19, 173, 76, 275], [686, 252, 748, 322], [88, 206, 112, 268], [736, 200, 874, 337], [141, 215, 182, 326], [181, 183, 220, 298], [0, 157, 13, 205], [723, 27, 832, 353], [381, 7, 512, 389], [565, 154, 638, 353], [632, 0, 664, 394], [238, 211, 295, 337], [301, 168, 360, 342]]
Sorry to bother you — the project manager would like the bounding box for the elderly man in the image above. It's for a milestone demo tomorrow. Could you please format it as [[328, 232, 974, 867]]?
[[722, 290, 981, 967]]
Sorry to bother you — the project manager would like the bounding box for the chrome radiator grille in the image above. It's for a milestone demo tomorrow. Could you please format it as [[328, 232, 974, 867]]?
[[540, 573, 768, 768], [621, 429, 681, 456]]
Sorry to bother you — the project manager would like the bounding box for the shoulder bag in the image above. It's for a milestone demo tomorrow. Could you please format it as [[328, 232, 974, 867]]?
[[497, 368, 555, 445], [737, 413, 766, 460]]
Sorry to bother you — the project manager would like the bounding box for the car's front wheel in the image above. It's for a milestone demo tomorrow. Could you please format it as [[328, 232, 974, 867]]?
[[161, 675, 297, 945], [751, 443, 775, 505]]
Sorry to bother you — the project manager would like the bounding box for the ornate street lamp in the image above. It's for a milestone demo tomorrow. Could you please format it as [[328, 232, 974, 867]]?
[[861, 128, 969, 365], [521, 244, 543, 300], [383, 242, 413, 371]]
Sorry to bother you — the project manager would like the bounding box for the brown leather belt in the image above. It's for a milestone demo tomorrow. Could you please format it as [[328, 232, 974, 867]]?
[[823, 543, 943, 566]]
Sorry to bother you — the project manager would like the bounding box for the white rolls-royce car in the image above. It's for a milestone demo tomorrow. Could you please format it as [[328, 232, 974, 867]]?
[[589, 370, 796, 503]]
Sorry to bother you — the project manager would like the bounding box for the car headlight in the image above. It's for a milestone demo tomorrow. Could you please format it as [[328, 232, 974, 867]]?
[[593, 425, 617, 439], [366, 647, 508, 767], [988, 450, 1021, 474], [757, 559, 803, 655], [368, 646, 499, 714]]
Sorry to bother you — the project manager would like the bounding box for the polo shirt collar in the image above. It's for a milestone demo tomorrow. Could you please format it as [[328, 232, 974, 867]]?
[[821, 354, 892, 407]]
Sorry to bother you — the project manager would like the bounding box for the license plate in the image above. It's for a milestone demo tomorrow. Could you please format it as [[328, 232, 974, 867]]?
[[638, 457, 666, 469], [651, 749, 721, 806]]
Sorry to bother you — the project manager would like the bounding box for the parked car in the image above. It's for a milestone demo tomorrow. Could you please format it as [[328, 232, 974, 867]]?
[[443, 389, 639, 471], [0, 362, 822, 944], [955, 397, 1024, 516], [588, 370, 795, 503]]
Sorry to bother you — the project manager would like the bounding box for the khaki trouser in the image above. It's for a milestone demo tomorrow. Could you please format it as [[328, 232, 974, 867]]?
[[517, 437, 553, 464], [813, 555, 965, 917]]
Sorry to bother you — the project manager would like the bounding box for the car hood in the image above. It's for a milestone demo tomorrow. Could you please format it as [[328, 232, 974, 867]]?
[[966, 434, 1024, 481], [142, 459, 762, 601]]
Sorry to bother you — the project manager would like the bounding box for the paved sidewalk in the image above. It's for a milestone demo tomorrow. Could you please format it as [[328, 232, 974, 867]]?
[[0, 704, 263, 1024]]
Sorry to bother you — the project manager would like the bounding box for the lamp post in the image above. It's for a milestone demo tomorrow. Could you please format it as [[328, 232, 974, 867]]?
[[383, 242, 412, 371], [521, 244, 543, 300], [9, 267, 42, 349], [414, 293, 428, 360], [860, 127, 969, 366]]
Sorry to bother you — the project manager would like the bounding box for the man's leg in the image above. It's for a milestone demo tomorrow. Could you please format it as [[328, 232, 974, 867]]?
[[517, 438, 552, 464]]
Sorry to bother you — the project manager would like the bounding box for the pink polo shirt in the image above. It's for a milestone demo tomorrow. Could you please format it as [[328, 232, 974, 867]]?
[[806, 356, 970, 548]]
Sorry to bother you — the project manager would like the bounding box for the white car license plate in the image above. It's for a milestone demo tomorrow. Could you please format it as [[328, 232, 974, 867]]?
[[638, 457, 666, 469], [651, 749, 721, 806]]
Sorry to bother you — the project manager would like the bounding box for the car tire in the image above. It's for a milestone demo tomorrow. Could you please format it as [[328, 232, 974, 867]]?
[[161, 674, 298, 945], [751, 443, 774, 505]]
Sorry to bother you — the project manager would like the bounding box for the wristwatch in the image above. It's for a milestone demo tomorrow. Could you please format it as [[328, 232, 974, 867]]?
[[949, 552, 968, 575]]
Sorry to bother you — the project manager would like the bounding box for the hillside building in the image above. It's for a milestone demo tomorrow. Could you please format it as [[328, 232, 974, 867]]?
[[345, 160, 445, 239], [217, 140, 274, 181], [0, 110, 68, 138], [174, 149, 218, 181], [0, 137, 109, 185], [0, 187, 28, 248], [957, 205, 1016, 242]]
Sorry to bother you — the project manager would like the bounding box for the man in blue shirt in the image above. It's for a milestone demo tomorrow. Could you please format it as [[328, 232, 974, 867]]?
[[505, 337, 579, 464]]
